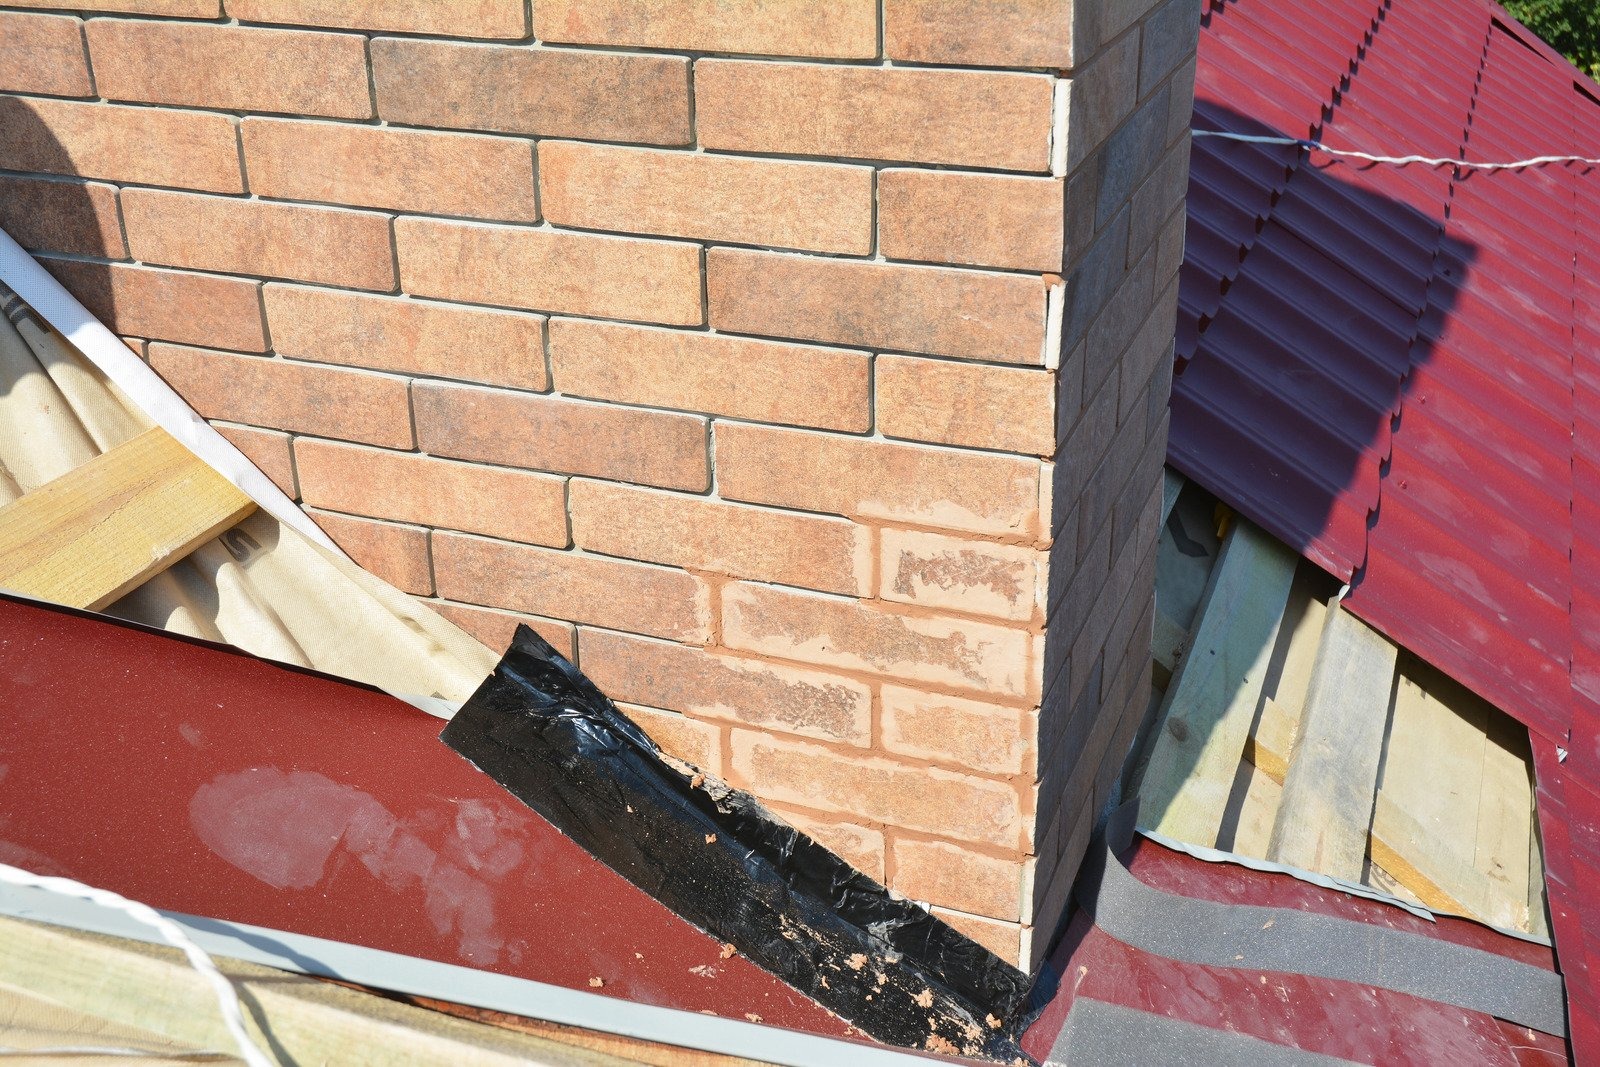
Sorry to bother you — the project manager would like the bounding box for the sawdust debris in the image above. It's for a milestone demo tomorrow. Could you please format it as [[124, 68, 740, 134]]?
[[588, 977, 604, 988], [720, 943, 737, 959], [745, 1013, 763, 1023], [847, 953, 867, 971], [705, 833, 717, 844], [913, 988, 933, 1008], [925, 1035, 960, 1055]]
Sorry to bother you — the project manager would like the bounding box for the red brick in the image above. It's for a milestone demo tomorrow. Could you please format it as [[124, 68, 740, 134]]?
[[622, 704, 720, 770], [891, 839, 1024, 921], [294, 438, 568, 547], [535, 0, 876, 58], [880, 684, 1034, 776], [716, 423, 1040, 537], [396, 218, 700, 326], [243, 120, 537, 222], [309, 508, 432, 595], [372, 39, 690, 145], [21, 1, 218, 14], [932, 908, 1020, 962], [721, 582, 1035, 698], [696, 61, 1054, 171], [879, 529, 1041, 622], [428, 600, 576, 660], [0, 176, 123, 257], [149, 345, 413, 448], [413, 381, 707, 491], [41, 259, 266, 352], [433, 533, 712, 643], [0, 96, 240, 192], [772, 811, 886, 881], [0, 13, 91, 97], [730, 731, 1024, 849], [86, 20, 370, 118], [876, 355, 1056, 455], [540, 141, 871, 254], [122, 190, 395, 290], [215, 422, 297, 497], [264, 286, 546, 391], [549, 320, 867, 432], [229, 0, 526, 36], [570, 480, 870, 596], [579, 629, 872, 746], [708, 248, 1046, 364], [883, 0, 1074, 68], [878, 170, 1064, 272]]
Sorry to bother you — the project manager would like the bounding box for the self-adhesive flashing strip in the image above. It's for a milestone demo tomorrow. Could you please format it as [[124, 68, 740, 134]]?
[[1046, 997, 1363, 1067], [441, 625, 1033, 1061], [1078, 802, 1567, 1037], [0, 884, 941, 1067]]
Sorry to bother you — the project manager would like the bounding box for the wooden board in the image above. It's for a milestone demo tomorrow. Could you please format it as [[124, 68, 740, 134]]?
[[0, 426, 254, 610]]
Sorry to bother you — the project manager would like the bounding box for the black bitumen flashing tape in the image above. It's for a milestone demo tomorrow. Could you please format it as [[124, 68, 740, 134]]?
[[1077, 801, 1567, 1038], [441, 625, 1035, 1062]]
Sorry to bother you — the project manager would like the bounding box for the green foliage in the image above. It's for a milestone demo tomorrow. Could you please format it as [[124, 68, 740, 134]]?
[[1500, 0, 1600, 79]]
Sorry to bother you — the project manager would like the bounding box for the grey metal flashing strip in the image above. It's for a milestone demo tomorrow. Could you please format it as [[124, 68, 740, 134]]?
[[1047, 998, 1360, 1066], [0, 884, 940, 1067], [1082, 803, 1566, 1037]]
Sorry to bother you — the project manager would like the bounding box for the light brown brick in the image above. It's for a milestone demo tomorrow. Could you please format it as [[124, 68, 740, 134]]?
[[122, 190, 395, 290], [0, 13, 91, 97], [41, 259, 266, 352], [540, 141, 871, 254], [215, 422, 296, 497], [570, 480, 870, 596], [229, 0, 526, 36], [892, 839, 1023, 920], [536, 0, 876, 57], [0, 177, 123, 257], [21, 1, 218, 14], [722, 582, 1034, 698], [716, 423, 1040, 536], [876, 355, 1055, 455], [880, 529, 1041, 622], [294, 438, 569, 546], [879, 170, 1064, 273], [775, 810, 886, 881], [883, 0, 1073, 68], [372, 39, 690, 145], [932, 907, 1020, 962], [880, 684, 1033, 776], [396, 218, 700, 325], [0, 96, 240, 192], [708, 249, 1046, 364], [428, 600, 576, 660], [86, 21, 370, 118], [580, 629, 872, 746], [622, 704, 720, 770], [414, 382, 707, 491], [310, 509, 432, 595], [549, 320, 867, 432], [696, 61, 1054, 171], [264, 286, 545, 391], [149, 345, 412, 448], [432, 533, 712, 643], [730, 731, 1023, 848], [243, 120, 537, 222]]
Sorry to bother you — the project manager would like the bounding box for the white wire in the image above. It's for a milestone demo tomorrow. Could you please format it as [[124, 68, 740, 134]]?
[[1192, 128, 1600, 170], [0, 864, 275, 1067]]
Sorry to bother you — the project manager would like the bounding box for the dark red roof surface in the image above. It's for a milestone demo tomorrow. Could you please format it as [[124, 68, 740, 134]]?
[[1172, 0, 1600, 1054]]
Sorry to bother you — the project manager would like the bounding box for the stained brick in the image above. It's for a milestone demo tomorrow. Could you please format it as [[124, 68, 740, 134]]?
[[876, 355, 1055, 455], [571, 480, 868, 596], [41, 259, 266, 352], [243, 120, 537, 222], [883, 0, 1073, 68], [0, 177, 124, 257], [372, 39, 690, 145], [623, 703, 721, 770], [264, 286, 546, 391], [294, 438, 569, 546], [0, 96, 241, 192], [549, 320, 868, 432], [432, 533, 712, 643], [427, 600, 576, 660], [891, 839, 1024, 921], [696, 61, 1054, 171], [730, 731, 1024, 849], [413, 381, 708, 491], [772, 810, 886, 881], [309, 508, 433, 596], [396, 218, 701, 325], [215, 423, 297, 497], [880, 684, 1034, 776], [0, 12, 91, 98], [716, 423, 1040, 537], [86, 21, 371, 118], [879, 529, 1041, 622], [229, 0, 527, 37], [933, 907, 1021, 962], [535, 0, 877, 58], [149, 345, 412, 448], [579, 629, 872, 746], [540, 141, 872, 254], [708, 248, 1046, 364], [122, 190, 394, 290], [722, 582, 1035, 698], [878, 170, 1064, 273]]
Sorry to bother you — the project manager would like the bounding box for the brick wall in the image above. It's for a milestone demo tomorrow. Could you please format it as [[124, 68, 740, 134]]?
[[0, 0, 1197, 969]]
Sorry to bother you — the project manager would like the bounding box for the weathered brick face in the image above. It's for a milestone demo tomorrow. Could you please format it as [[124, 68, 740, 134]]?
[[0, 0, 1197, 970]]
